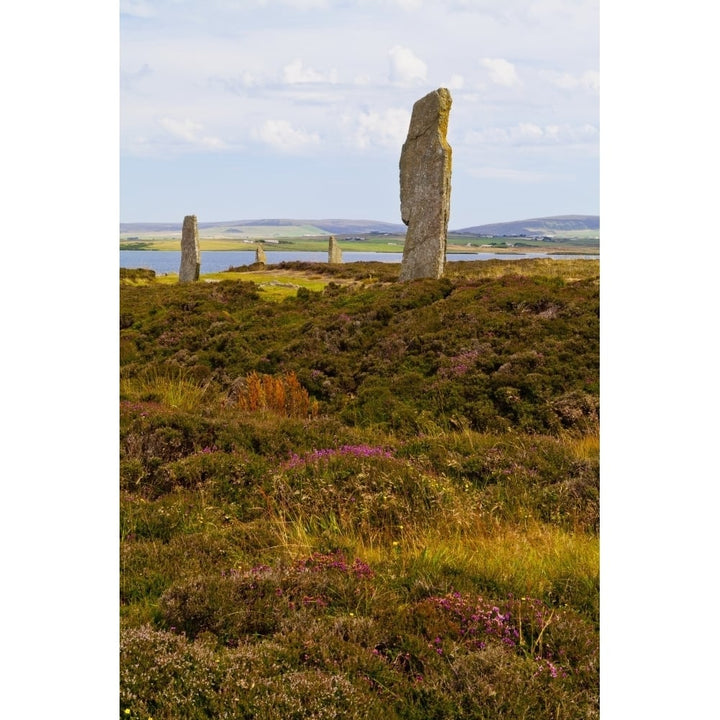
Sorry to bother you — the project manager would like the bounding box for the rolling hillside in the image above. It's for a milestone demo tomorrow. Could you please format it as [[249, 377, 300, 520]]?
[[121, 215, 599, 240], [120, 219, 407, 238], [454, 215, 599, 237], [120, 215, 600, 249]]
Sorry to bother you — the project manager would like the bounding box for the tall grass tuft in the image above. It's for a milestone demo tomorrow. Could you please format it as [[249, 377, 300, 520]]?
[[566, 432, 600, 461], [120, 367, 215, 412]]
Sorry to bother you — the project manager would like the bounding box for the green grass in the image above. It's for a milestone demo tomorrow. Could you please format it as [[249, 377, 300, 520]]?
[[119, 238, 409, 252], [120, 259, 599, 718], [121, 231, 599, 254], [207, 270, 334, 300], [122, 268, 338, 299], [119, 366, 218, 411]]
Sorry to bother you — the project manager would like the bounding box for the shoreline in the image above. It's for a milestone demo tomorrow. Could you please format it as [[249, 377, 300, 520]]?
[[120, 245, 600, 256]]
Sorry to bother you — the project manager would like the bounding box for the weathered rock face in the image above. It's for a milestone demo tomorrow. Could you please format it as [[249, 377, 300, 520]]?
[[398, 88, 452, 281], [328, 235, 342, 264], [255, 244, 267, 264], [178, 215, 201, 283]]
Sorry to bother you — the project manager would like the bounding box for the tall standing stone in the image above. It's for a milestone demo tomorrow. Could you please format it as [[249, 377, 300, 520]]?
[[398, 88, 452, 282], [328, 235, 342, 264], [255, 244, 266, 265], [178, 215, 201, 283]]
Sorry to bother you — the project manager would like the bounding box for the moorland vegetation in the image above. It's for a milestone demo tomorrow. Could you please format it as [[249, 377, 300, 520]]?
[[120, 258, 599, 719]]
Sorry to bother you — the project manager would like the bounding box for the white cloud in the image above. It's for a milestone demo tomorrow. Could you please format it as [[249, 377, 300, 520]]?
[[552, 72, 577, 90], [158, 117, 225, 148], [480, 57, 521, 86], [393, 0, 423, 9], [448, 74, 465, 90], [465, 122, 598, 147], [236, 70, 264, 88], [581, 70, 599, 92], [357, 0, 423, 8], [350, 107, 411, 150], [121, 63, 153, 92], [282, 58, 339, 84], [526, 0, 599, 25], [281, 89, 342, 105], [468, 166, 557, 183], [465, 127, 510, 145], [388, 46, 427, 86], [517, 122, 544, 140], [251, 0, 330, 7], [120, 0, 155, 18], [550, 69, 599, 92], [254, 119, 320, 153]]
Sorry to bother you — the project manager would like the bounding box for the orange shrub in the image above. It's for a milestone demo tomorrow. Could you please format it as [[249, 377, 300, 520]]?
[[236, 371, 318, 417]]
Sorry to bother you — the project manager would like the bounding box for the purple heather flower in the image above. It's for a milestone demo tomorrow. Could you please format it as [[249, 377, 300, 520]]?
[[282, 445, 394, 469]]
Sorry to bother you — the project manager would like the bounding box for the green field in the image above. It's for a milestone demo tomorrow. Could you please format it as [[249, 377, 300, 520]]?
[[121, 233, 599, 255], [120, 235, 406, 253]]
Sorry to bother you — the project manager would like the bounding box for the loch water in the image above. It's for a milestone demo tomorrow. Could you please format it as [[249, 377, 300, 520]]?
[[120, 250, 597, 275]]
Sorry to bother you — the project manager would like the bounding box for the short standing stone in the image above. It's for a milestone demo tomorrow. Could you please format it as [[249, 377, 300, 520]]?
[[328, 235, 342, 264], [255, 244, 267, 264], [178, 215, 201, 283], [398, 88, 452, 281]]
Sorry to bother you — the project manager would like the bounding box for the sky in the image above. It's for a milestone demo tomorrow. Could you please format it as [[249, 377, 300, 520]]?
[[120, 0, 599, 228]]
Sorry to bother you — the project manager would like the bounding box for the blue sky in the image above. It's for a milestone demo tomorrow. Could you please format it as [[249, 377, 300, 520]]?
[[120, 0, 599, 227]]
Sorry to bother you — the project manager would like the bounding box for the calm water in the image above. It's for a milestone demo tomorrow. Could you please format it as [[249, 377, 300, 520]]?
[[120, 250, 597, 274]]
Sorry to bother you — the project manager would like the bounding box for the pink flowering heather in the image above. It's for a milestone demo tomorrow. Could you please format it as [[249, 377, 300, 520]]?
[[429, 592, 519, 649], [294, 551, 375, 579], [534, 657, 568, 679], [428, 592, 570, 679], [438, 349, 483, 378], [283, 444, 394, 470]]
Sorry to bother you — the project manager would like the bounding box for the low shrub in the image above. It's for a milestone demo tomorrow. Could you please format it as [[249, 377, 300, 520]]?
[[158, 551, 379, 644], [234, 370, 318, 417], [398, 432, 599, 533], [242, 670, 385, 719], [272, 451, 455, 537], [120, 625, 224, 718], [120, 267, 156, 282], [121, 530, 237, 607]]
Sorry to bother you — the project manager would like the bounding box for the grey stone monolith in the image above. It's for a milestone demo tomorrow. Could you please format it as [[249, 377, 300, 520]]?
[[255, 244, 266, 264], [328, 235, 342, 264], [178, 215, 201, 283], [398, 88, 452, 281]]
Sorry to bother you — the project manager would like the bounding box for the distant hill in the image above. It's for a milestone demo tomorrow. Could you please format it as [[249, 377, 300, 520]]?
[[453, 215, 599, 237], [241, 219, 407, 234], [120, 215, 599, 239], [120, 219, 407, 236]]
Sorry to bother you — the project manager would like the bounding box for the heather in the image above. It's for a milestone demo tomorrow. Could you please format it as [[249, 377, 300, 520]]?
[[120, 258, 599, 719]]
